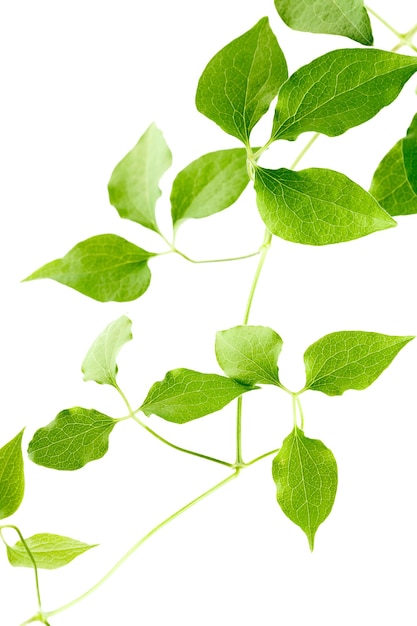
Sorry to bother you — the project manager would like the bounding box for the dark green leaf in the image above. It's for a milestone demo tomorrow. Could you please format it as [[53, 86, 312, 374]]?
[[255, 166, 396, 245], [196, 18, 288, 144], [28, 408, 117, 470], [23, 234, 155, 302], [140, 369, 256, 423], [370, 114, 417, 215], [215, 325, 282, 385], [304, 331, 414, 395], [108, 123, 172, 232], [272, 50, 417, 142], [274, 0, 373, 45], [0, 431, 25, 520], [82, 315, 132, 387], [7, 534, 97, 570], [272, 428, 338, 550], [171, 149, 250, 228]]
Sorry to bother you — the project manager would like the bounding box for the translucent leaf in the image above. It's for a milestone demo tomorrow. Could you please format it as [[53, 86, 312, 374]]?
[[7, 533, 97, 570], [82, 316, 132, 387], [0, 431, 25, 520]]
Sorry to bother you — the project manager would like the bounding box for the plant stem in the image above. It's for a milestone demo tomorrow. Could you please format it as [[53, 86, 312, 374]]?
[[245, 448, 280, 466], [173, 248, 261, 264], [366, 5, 402, 38], [291, 133, 320, 169], [296, 396, 305, 430], [43, 471, 240, 620]]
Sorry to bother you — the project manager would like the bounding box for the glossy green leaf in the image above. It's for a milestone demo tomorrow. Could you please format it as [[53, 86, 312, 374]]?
[[7, 534, 97, 570], [196, 17, 288, 144], [304, 331, 414, 396], [82, 316, 132, 387], [140, 369, 256, 423], [254, 166, 396, 245], [215, 325, 282, 385], [108, 123, 172, 232], [171, 149, 250, 227], [0, 431, 25, 520], [272, 50, 417, 142], [370, 114, 417, 215], [23, 234, 155, 302], [272, 428, 337, 550], [28, 408, 117, 470], [274, 0, 373, 45]]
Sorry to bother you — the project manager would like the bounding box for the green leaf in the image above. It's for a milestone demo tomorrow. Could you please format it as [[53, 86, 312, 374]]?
[[171, 149, 250, 228], [272, 49, 417, 142], [254, 166, 396, 245], [370, 113, 417, 216], [82, 315, 132, 387], [215, 325, 283, 386], [0, 431, 25, 520], [28, 408, 117, 470], [272, 428, 338, 550], [140, 369, 256, 423], [196, 17, 288, 144], [274, 0, 373, 45], [108, 123, 172, 232], [304, 331, 414, 396], [23, 234, 155, 302], [6, 534, 97, 570]]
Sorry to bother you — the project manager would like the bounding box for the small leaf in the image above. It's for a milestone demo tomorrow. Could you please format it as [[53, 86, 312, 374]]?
[[370, 113, 417, 216], [82, 315, 132, 387], [23, 234, 155, 302], [28, 408, 117, 470], [272, 428, 338, 550], [108, 123, 172, 232], [7, 534, 97, 570], [254, 167, 396, 245], [0, 430, 25, 520], [196, 17, 288, 144], [171, 149, 250, 228], [304, 331, 414, 396], [140, 369, 256, 423], [215, 325, 283, 386], [274, 0, 373, 46], [272, 49, 417, 142]]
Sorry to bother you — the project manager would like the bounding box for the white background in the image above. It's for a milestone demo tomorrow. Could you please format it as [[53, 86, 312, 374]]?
[[1, 1, 417, 624]]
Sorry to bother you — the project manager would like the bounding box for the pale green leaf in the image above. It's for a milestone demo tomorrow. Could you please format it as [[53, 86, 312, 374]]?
[[254, 166, 396, 245], [82, 316, 132, 387], [272, 49, 417, 142], [28, 408, 117, 470], [272, 428, 338, 550], [370, 113, 417, 215], [7, 534, 97, 570], [23, 234, 155, 302], [215, 325, 282, 385], [304, 331, 414, 395], [140, 369, 256, 423], [108, 123, 172, 232], [171, 149, 250, 227], [274, 0, 373, 45], [196, 17, 288, 144], [0, 431, 25, 520]]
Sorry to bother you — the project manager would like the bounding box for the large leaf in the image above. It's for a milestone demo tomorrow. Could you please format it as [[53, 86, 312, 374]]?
[[196, 18, 288, 144], [272, 428, 338, 550], [140, 369, 256, 423], [272, 50, 417, 142], [7, 534, 97, 570], [215, 325, 282, 386], [0, 431, 25, 520], [274, 0, 373, 46], [28, 408, 117, 470], [82, 315, 132, 387], [23, 234, 155, 302], [108, 123, 172, 232], [171, 149, 249, 228], [303, 331, 414, 396], [254, 167, 396, 245], [370, 113, 417, 216]]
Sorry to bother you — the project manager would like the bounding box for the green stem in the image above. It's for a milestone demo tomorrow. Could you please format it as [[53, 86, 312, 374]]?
[[245, 447, 280, 466], [296, 396, 305, 431], [173, 248, 261, 264], [44, 471, 240, 620], [243, 229, 272, 325], [115, 385, 233, 468], [291, 133, 320, 170], [366, 5, 402, 38]]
